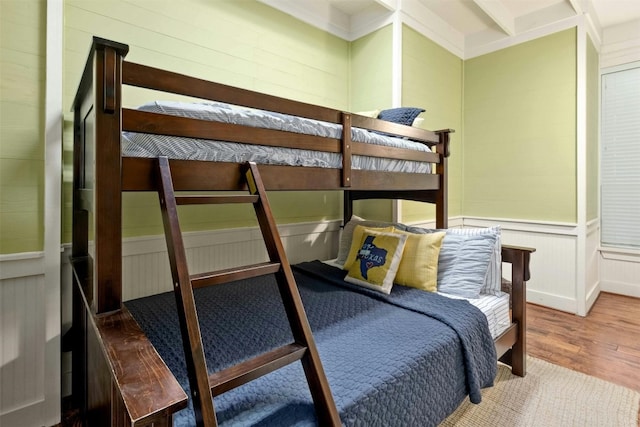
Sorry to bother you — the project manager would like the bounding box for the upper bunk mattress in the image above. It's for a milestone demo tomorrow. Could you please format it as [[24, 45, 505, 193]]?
[[122, 101, 433, 173]]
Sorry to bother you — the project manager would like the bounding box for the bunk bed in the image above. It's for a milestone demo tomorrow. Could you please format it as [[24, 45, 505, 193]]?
[[70, 37, 534, 427]]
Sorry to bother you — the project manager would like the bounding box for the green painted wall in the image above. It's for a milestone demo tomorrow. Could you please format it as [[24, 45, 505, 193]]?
[[349, 25, 394, 221], [401, 25, 463, 224], [0, 0, 46, 254], [463, 29, 577, 222], [63, 0, 351, 242], [586, 35, 599, 221], [0, 0, 590, 255], [350, 25, 393, 112]]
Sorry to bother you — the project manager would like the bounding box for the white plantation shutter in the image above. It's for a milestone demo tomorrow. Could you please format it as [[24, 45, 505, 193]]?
[[601, 64, 640, 249]]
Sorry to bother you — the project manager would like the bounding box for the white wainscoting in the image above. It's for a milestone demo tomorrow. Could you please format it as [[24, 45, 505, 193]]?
[[463, 218, 582, 313], [120, 220, 342, 301], [585, 220, 601, 313], [0, 253, 48, 427], [600, 247, 640, 299]]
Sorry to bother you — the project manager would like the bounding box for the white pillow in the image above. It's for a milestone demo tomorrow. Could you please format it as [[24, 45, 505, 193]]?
[[443, 227, 502, 296]]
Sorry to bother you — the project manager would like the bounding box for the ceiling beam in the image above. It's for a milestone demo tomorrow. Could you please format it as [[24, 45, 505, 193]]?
[[473, 0, 516, 36], [257, 0, 351, 39], [374, 0, 397, 12], [568, 0, 586, 15]]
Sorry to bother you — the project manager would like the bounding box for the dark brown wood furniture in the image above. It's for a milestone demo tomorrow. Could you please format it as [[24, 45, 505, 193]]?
[[70, 36, 534, 427], [156, 158, 340, 426]]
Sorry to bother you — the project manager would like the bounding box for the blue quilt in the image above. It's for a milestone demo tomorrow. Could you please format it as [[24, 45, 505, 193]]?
[[125, 261, 497, 426]]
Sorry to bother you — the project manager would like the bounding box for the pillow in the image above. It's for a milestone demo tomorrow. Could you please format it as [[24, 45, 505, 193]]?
[[336, 215, 405, 266], [412, 117, 424, 128], [355, 109, 380, 118], [345, 231, 408, 295], [403, 225, 502, 296], [377, 107, 425, 126], [393, 230, 446, 292], [446, 226, 502, 295], [343, 224, 395, 270], [437, 232, 498, 299]]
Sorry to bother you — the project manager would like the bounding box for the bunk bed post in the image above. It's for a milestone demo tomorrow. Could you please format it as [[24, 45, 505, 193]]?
[[435, 129, 452, 229], [94, 39, 128, 313], [72, 37, 130, 314], [343, 191, 353, 224], [500, 245, 534, 376], [72, 107, 88, 260], [70, 37, 129, 423]]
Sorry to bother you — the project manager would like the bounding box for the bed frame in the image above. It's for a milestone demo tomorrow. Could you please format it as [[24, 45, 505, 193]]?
[[69, 37, 534, 427]]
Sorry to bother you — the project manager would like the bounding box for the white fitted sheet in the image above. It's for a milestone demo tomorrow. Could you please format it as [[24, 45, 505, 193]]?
[[439, 291, 511, 339]]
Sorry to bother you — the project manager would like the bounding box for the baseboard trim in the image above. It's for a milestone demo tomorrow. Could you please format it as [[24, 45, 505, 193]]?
[[585, 281, 601, 313], [526, 288, 577, 314], [600, 280, 640, 299]]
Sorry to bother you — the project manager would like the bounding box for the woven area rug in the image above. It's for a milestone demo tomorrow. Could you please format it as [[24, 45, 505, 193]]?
[[441, 356, 640, 427]]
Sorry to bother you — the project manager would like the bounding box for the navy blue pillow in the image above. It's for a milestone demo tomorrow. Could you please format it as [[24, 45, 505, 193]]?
[[377, 107, 425, 126]]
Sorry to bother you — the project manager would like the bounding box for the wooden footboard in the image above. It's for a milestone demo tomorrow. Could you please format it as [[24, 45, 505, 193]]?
[[71, 257, 188, 427]]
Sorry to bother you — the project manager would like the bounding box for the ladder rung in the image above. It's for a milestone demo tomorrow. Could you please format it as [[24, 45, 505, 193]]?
[[190, 262, 281, 288], [209, 344, 307, 396], [157, 158, 339, 425], [176, 195, 259, 205]]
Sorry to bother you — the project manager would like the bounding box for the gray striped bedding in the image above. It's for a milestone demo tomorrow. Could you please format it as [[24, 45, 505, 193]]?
[[122, 100, 433, 173]]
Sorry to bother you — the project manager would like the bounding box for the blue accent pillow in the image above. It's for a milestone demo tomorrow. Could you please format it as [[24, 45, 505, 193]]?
[[377, 107, 425, 126]]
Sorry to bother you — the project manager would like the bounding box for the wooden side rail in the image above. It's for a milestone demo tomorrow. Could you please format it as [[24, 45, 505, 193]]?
[[121, 60, 442, 146]]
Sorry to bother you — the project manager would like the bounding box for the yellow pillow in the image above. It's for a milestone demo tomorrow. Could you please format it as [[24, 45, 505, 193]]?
[[393, 230, 446, 292], [345, 231, 408, 295], [342, 224, 395, 270]]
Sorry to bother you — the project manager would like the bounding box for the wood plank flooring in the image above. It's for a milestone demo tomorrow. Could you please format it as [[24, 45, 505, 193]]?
[[527, 292, 640, 425]]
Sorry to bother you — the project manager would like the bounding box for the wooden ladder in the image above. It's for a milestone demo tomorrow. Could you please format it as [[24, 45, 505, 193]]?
[[155, 156, 340, 427]]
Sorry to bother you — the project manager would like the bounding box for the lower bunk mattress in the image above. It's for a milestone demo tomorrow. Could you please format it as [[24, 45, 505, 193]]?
[[125, 260, 498, 426]]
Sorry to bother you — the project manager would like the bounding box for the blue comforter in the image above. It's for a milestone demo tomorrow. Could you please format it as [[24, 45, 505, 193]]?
[[125, 261, 496, 426]]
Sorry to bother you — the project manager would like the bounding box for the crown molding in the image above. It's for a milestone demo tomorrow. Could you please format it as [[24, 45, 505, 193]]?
[[259, 0, 626, 60]]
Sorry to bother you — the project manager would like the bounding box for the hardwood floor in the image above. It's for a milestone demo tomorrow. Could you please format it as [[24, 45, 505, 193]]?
[[527, 292, 640, 425]]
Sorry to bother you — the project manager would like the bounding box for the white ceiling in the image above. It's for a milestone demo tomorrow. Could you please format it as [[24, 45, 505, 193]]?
[[591, 0, 640, 27], [261, 0, 640, 58]]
